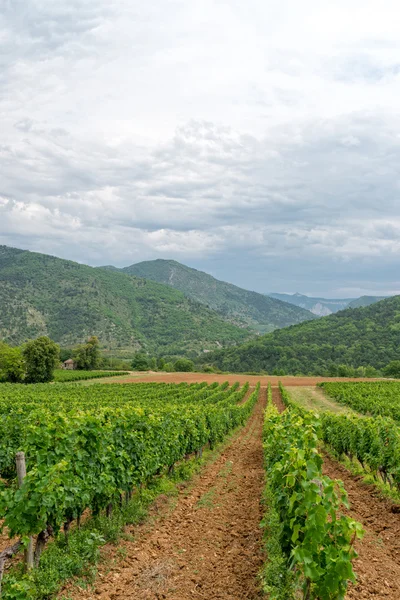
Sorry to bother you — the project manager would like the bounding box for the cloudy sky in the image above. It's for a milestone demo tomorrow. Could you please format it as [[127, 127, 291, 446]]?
[[1, 0, 400, 297]]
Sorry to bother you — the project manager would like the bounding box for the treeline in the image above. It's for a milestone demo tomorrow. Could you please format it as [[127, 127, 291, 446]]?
[[0, 336, 117, 384], [130, 353, 196, 373], [0, 337, 60, 383], [200, 296, 400, 377]]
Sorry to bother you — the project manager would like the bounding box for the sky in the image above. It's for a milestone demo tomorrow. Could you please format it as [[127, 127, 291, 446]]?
[[1, 0, 400, 298]]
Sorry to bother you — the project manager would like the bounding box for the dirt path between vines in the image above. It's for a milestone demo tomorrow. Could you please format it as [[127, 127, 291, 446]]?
[[106, 373, 381, 387], [63, 389, 266, 600], [272, 386, 400, 600]]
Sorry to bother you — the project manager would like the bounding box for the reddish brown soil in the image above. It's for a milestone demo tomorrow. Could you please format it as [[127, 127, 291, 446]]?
[[272, 386, 400, 599], [62, 390, 266, 600], [109, 372, 379, 387], [323, 456, 400, 600]]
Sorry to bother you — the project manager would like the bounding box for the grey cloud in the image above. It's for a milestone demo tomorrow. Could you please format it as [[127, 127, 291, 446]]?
[[1, 0, 400, 296]]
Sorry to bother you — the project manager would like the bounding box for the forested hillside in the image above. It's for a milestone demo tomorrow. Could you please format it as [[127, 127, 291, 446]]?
[[115, 259, 316, 333], [348, 295, 387, 309], [202, 296, 400, 375], [0, 246, 251, 356]]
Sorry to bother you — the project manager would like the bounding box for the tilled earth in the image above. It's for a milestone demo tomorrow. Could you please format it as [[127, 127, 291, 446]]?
[[323, 456, 400, 600], [109, 373, 379, 387], [61, 388, 266, 600]]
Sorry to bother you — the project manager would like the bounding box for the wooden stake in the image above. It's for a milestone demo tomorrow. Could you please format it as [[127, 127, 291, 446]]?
[[0, 541, 22, 596], [15, 452, 34, 571]]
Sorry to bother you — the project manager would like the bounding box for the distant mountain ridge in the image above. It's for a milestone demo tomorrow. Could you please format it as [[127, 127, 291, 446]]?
[[0, 246, 252, 356], [111, 259, 317, 333], [268, 292, 387, 316], [202, 295, 400, 375]]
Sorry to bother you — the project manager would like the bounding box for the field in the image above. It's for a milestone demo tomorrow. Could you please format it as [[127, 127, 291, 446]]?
[[95, 371, 381, 386], [53, 370, 130, 382], [0, 376, 400, 599]]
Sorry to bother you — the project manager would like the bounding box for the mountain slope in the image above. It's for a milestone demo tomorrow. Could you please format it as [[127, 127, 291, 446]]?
[[347, 295, 387, 309], [202, 296, 400, 375], [268, 293, 352, 316], [0, 246, 251, 355], [268, 292, 387, 316], [117, 259, 316, 333]]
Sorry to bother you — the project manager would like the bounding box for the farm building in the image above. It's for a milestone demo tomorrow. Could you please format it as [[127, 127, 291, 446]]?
[[63, 359, 76, 370]]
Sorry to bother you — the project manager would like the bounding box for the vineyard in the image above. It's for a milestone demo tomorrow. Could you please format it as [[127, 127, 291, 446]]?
[[53, 370, 129, 383], [0, 381, 259, 596], [319, 381, 400, 421], [1, 377, 400, 599], [281, 383, 400, 492]]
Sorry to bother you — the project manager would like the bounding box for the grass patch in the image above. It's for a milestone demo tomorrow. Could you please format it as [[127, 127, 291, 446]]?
[[286, 386, 356, 415], [196, 488, 217, 509]]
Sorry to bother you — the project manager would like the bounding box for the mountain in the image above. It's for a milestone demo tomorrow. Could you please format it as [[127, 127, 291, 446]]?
[[114, 259, 316, 333], [201, 296, 400, 375], [347, 295, 387, 309], [0, 246, 252, 356], [268, 292, 387, 316], [268, 293, 352, 316]]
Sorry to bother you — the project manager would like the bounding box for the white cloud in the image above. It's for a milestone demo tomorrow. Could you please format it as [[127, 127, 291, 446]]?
[[0, 0, 399, 295]]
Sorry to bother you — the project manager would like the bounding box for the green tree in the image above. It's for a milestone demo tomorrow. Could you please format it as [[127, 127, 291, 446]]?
[[23, 337, 60, 383], [157, 357, 165, 370], [0, 344, 26, 382], [383, 360, 400, 378], [174, 358, 194, 372], [59, 348, 73, 362], [73, 336, 101, 370], [162, 362, 175, 372], [131, 353, 149, 371]]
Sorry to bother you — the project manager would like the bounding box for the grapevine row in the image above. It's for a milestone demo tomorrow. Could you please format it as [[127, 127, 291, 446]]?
[[53, 370, 129, 382], [319, 381, 400, 422], [262, 385, 363, 599], [0, 382, 259, 573], [280, 383, 400, 491]]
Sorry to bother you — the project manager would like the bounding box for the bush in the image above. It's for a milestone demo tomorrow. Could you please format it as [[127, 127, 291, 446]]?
[[174, 358, 194, 372], [383, 360, 400, 378]]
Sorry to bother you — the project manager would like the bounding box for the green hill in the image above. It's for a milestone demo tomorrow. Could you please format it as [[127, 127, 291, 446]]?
[[117, 259, 316, 333], [347, 295, 387, 309], [202, 296, 400, 375], [0, 246, 251, 356]]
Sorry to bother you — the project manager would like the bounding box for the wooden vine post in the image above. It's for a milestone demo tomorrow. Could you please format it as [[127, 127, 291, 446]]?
[[15, 452, 34, 571]]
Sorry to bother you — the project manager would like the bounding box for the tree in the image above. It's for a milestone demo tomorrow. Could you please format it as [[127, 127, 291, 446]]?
[[383, 361, 400, 378], [157, 357, 165, 370], [0, 344, 26, 383], [59, 348, 73, 362], [73, 336, 101, 370], [23, 337, 60, 383], [162, 362, 175, 372], [174, 358, 194, 372], [131, 353, 149, 371]]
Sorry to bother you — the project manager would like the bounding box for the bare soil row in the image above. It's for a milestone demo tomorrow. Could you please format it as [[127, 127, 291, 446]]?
[[109, 372, 379, 387]]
